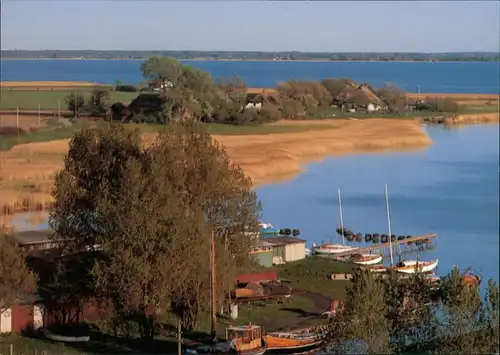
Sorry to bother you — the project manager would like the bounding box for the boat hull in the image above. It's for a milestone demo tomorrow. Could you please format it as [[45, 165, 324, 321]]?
[[312, 244, 358, 255], [265, 341, 323, 354], [395, 259, 439, 274], [352, 255, 383, 265]]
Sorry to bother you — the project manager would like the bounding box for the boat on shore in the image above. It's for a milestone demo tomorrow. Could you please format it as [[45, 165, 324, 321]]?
[[264, 331, 323, 354], [394, 259, 439, 274], [312, 243, 358, 255], [368, 259, 439, 274], [346, 253, 383, 265]]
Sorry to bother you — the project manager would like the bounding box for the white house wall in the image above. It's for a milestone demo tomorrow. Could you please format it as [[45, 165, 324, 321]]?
[[0, 308, 12, 333], [33, 305, 43, 330], [284, 243, 306, 262]]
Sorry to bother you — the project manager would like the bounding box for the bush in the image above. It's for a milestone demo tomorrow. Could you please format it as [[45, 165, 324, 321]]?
[[116, 85, 138, 92], [416, 98, 459, 113], [258, 104, 282, 122]]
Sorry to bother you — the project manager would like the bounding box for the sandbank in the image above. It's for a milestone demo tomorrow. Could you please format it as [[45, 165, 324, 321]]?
[[0, 119, 430, 224]]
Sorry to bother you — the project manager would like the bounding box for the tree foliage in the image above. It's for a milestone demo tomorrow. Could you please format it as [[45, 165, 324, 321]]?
[[324, 267, 499, 354], [65, 91, 85, 118], [49, 123, 261, 338], [86, 88, 110, 117], [0, 231, 37, 312]]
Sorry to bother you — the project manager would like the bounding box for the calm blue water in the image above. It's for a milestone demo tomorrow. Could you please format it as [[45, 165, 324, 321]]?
[[1, 60, 498, 93], [257, 125, 500, 283]]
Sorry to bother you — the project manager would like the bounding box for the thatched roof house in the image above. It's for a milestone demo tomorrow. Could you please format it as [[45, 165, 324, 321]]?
[[334, 84, 385, 109], [246, 93, 280, 105]]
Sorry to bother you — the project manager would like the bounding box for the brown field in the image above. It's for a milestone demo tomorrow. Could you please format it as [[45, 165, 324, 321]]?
[[0, 81, 104, 88], [452, 112, 499, 124], [0, 119, 431, 221], [0, 114, 47, 130]]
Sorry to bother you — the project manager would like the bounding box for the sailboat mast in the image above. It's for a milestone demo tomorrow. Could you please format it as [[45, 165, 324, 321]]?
[[385, 184, 394, 266], [210, 229, 217, 338], [338, 188, 345, 246]]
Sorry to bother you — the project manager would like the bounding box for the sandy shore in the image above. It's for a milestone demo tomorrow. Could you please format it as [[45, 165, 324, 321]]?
[[0, 119, 430, 223]]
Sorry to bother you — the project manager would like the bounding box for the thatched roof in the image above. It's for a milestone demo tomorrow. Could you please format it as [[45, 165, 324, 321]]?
[[335, 84, 384, 106], [246, 93, 279, 105]]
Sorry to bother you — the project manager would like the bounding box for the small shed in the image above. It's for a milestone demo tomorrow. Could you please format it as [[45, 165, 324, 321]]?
[[264, 236, 306, 264], [0, 294, 43, 333], [249, 240, 274, 267]]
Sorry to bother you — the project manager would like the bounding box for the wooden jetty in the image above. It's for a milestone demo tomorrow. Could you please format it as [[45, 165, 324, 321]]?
[[318, 233, 438, 258]]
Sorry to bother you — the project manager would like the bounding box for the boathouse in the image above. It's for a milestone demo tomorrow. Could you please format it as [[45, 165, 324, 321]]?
[[264, 236, 307, 264]]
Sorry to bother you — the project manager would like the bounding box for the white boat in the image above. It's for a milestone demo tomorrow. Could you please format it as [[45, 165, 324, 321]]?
[[394, 259, 439, 274], [312, 243, 358, 255], [348, 253, 383, 265]]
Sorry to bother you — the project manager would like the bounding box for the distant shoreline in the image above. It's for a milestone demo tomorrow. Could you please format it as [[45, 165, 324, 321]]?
[[1, 57, 498, 63]]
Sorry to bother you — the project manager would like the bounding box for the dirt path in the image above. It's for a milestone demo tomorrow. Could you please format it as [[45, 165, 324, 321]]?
[[264, 292, 331, 332]]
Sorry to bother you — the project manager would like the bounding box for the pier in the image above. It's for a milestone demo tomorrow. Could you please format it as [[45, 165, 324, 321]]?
[[318, 233, 438, 258]]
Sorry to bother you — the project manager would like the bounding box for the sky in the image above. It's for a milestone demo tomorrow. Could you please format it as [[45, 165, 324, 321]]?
[[1, 1, 499, 52]]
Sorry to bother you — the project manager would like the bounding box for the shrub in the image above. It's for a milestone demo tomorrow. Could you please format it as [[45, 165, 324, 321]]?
[[116, 85, 138, 92]]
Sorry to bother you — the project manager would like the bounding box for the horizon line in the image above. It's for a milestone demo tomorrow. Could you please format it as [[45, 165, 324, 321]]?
[[1, 49, 498, 54]]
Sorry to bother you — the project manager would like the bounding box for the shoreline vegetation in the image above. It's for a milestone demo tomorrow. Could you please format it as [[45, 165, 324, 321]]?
[[0, 56, 497, 221], [1, 50, 499, 62]]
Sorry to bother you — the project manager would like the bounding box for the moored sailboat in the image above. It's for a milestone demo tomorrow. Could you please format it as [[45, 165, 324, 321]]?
[[312, 189, 358, 255]]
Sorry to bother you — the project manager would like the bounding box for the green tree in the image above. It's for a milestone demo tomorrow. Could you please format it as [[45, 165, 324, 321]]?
[[50, 123, 260, 338], [435, 267, 492, 354], [65, 91, 85, 118], [375, 84, 407, 114], [0, 231, 37, 313], [86, 88, 110, 117], [321, 78, 355, 99], [140, 56, 184, 90], [325, 269, 391, 354]]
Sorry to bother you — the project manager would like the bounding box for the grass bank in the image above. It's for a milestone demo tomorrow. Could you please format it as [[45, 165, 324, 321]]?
[[0, 88, 137, 110]]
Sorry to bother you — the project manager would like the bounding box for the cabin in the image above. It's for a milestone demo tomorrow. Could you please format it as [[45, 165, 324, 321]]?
[[127, 93, 167, 120], [245, 93, 280, 110], [249, 240, 274, 267], [263, 236, 307, 264], [334, 84, 385, 112]]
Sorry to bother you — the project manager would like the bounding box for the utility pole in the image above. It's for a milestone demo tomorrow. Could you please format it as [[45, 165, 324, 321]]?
[[177, 319, 182, 355], [38, 103, 41, 127], [57, 99, 61, 122], [16, 107, 20, 144]]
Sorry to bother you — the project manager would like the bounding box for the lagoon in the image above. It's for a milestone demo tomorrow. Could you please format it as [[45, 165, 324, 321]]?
[[1, 59, 499, 93], [257, 124, 499, 283]]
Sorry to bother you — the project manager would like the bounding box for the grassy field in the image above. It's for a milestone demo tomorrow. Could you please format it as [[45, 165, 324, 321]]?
[[278, 256, 357, 300], [0, 89, 138, 110]]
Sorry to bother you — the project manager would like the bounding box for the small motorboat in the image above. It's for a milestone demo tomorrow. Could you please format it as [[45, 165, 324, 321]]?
[[311, 243, 358, 255], [347, 253, 383, 266], [264, 330, 323, 354], [259, 222, 280, 235], [462, 272, 481, 287]]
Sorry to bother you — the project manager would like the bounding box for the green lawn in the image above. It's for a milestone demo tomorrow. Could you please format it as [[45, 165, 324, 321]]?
[[0, 334, 86, 355], [278, 256, 358, 301], [0, 89, 138, 110]]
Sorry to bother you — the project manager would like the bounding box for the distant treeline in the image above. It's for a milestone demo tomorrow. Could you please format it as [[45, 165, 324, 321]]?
[[1, 50, 499, 62]]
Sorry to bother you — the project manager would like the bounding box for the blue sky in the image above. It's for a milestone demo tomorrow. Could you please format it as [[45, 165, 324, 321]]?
[[1, 1, 499, 52]]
